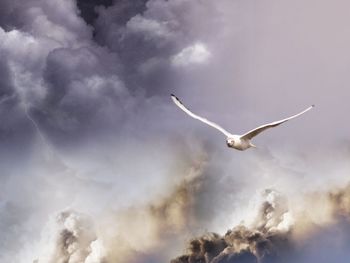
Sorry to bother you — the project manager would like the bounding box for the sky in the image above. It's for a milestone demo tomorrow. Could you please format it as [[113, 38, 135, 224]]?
[[1, 0, 350, 262]]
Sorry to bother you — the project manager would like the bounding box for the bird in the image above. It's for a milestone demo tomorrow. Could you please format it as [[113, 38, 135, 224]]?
[[171, 94, 314, 151]]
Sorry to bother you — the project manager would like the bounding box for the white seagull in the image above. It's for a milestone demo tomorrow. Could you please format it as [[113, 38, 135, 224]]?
[[171, 94, 314, 151]]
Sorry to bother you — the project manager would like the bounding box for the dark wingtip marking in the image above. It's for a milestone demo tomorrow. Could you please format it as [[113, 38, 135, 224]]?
[[171, 94, 180, 102], [312, 104, 315, 107]]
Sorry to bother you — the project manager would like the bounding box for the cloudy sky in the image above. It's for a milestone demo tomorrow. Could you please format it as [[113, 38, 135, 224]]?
[[1, 0, 350, 262]]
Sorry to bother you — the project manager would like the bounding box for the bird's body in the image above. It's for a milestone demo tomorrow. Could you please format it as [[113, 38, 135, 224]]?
[[171, 94, 314, 151], [226, 135, 254, 151]]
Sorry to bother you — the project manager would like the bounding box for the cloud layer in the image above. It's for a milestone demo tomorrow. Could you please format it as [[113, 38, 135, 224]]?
[[1, 0, 350, 262]]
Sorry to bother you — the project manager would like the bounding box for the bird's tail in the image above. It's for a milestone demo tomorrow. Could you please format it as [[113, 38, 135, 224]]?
[[249, 141, 257, 148]]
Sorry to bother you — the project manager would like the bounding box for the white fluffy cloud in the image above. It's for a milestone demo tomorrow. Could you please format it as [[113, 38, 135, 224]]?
[[172, 43, 211, 67]]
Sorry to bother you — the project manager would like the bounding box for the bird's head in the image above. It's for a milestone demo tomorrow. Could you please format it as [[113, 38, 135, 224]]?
[[226, 138, 234, 148]]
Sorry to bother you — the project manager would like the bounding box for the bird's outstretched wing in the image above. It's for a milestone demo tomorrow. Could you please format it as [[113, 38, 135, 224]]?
[[240, 105, 314, 140], [171, 94, 231, 137]]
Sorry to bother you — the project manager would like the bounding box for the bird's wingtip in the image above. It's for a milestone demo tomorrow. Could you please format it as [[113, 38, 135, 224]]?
[[171, 94, 180, 102], [311, 104, 315, 108]]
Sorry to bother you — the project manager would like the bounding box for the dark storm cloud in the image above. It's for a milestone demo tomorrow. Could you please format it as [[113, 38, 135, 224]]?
[[91, 0, 148, 27], [0, 0, 96, 144], [171, 190, 292, 263], [0, 58, 21, 139], [172, 184, 350, 263], [93, 0, 223, 96], [0, 59, 14, 100], [76, 0, 113, 26], [0, 0, 21, 31], [0, 0, 218, 145], [32, 45, 128, 142], [93, 1, 176, 96], [0, 46, 35, 150]]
